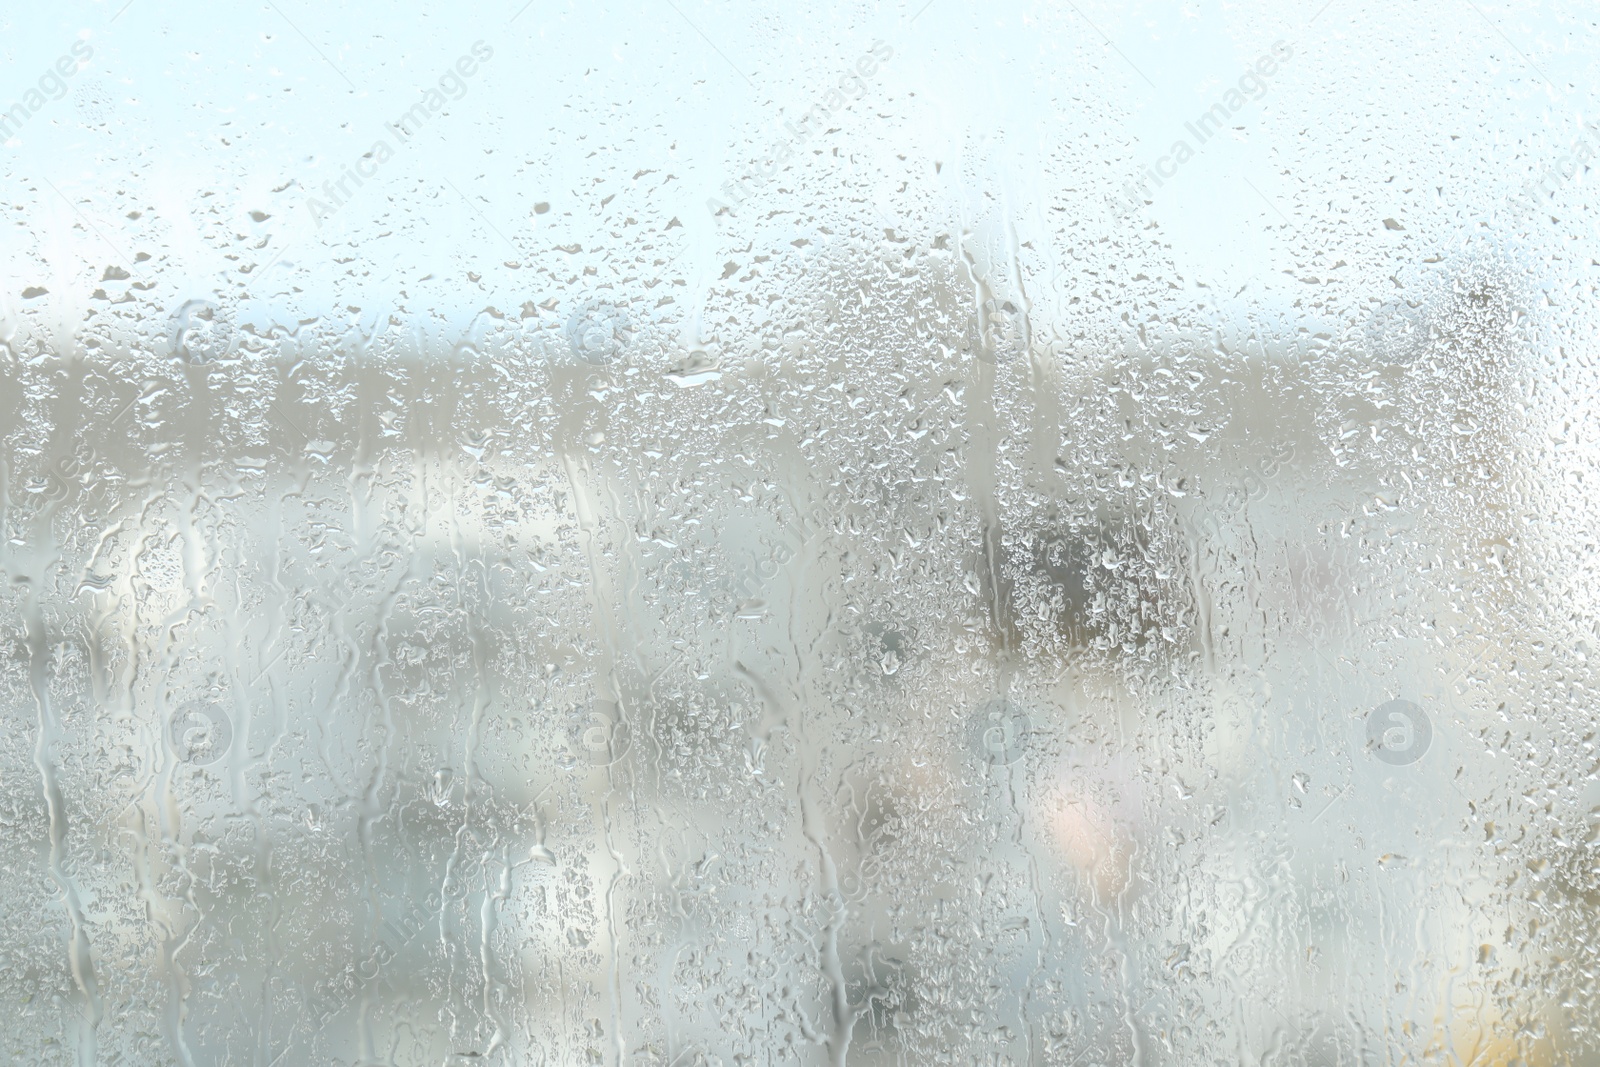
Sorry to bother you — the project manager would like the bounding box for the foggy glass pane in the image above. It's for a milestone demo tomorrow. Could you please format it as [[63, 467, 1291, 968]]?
[[3, 1, 1598, 1064]]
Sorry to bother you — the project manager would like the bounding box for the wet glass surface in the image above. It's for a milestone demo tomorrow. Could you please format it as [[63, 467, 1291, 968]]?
[[3, 1, 1600, 1064]]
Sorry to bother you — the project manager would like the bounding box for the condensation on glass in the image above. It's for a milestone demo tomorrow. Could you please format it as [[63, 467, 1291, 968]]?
[[2, 1, 1598, 1064]]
